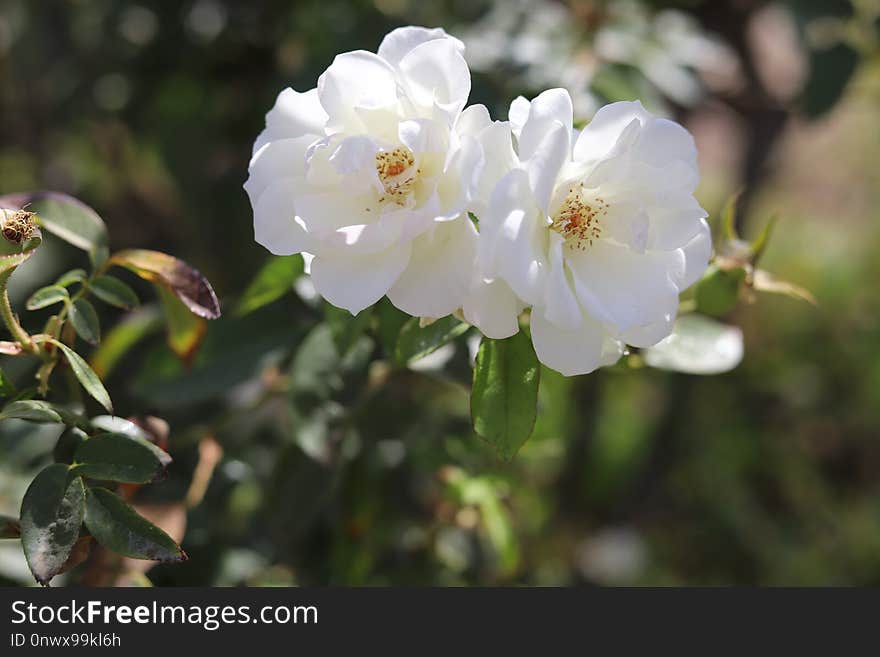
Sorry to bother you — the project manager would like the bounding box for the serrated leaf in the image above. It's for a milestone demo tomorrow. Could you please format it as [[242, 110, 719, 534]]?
[[643, 314, 744, 375], [471, 331, 541, 460], [235, 255, 303, 316], [0, 191, 107, 260], [49, 340, 113, 413], [69, 298, 101, 344], [694, 265, 746, 317], [110, 249, 220, 320], [1, 515, 20, 538], [395, 316, 470, 366], [26, 285, 69, 311], [89, 275, 139, 310], [55, 268, 87, 287], [84, 487, 186, 562], [73, 433, 171, 483], [20, 464, 85, 584], [0, 399, 63, 423]]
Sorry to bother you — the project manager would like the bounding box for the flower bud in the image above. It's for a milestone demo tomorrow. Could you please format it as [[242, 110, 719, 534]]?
[[0, 207, 37, 245]]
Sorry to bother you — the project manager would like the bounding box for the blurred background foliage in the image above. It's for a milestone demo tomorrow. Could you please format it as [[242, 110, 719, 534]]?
[[1, 0, 879, 585]]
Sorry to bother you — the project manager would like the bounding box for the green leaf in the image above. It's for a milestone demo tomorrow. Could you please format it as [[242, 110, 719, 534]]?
[[694, 265, 746, 317], [69, 298, 101, 344], [89, 307, 162, 379], [73, 433, 171, 483], [471, 331, 541, 460], [326, 304, 372, 357], [642, 314, 744, 375], [54, 427, 89, 465], [20, 464, 86, 584], [0, 515, 20, 538], [0, 399, 63, 423], [0, 368, 16, 398], [89, 275, 139, 310], [157, 286, 208, 366], [375, 298, 410, 357], [26, 285, 69, 311], [84, 487, 186, 562], [750, 215, 778, 264], [89, 415, 152, 440], [109, 249, 221, 319], [395, 316, 470, 366], [1, 192, 107, 261], [720, 192, 741, 242], [55, 268, 87, 287], [50, 340, 113, 413], [236, 255, 303, 316]]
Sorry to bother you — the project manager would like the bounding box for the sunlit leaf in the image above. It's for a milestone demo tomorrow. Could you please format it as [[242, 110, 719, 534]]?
[[89, 275, 139, 310], [49, 340, 113, 413], [20, 464, 85, 585], [26, 285, 69, 311], [110, 249, 221, 320], [236, 254, 303, 317], [55, 268, 87, 287], [0, 399, 63, 423], [157, 286, 208, 366], [471, 331, 541, 460], [84, 487, 186, 562], [643, 314, 744, 375], [395, 316, 469, 366], [89, 415, 152, 441]]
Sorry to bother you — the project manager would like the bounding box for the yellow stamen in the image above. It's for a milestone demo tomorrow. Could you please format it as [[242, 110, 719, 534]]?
[[550, 187, 607, 250]]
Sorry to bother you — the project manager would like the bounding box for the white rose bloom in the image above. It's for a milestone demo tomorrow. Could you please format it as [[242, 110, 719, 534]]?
[[246, 26, 502, 318], [475, 89, 711, 375]]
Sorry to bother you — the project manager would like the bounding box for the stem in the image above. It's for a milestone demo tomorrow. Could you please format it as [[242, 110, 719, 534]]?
[[0, 275, 35, 353]]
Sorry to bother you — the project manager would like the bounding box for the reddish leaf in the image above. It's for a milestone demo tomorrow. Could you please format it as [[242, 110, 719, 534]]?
[[110, 249, 221, 320]]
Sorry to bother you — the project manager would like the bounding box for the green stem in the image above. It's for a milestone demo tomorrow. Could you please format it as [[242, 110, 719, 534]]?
[[0, 274, 35, 353]]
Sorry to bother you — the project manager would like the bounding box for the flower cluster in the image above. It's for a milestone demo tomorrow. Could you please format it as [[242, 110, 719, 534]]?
[[245, 26, 710, 376]]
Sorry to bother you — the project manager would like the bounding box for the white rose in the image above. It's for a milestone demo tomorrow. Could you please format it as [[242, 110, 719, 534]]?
[[474, 89, 712, 375], [246, 26, 499, 318]]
